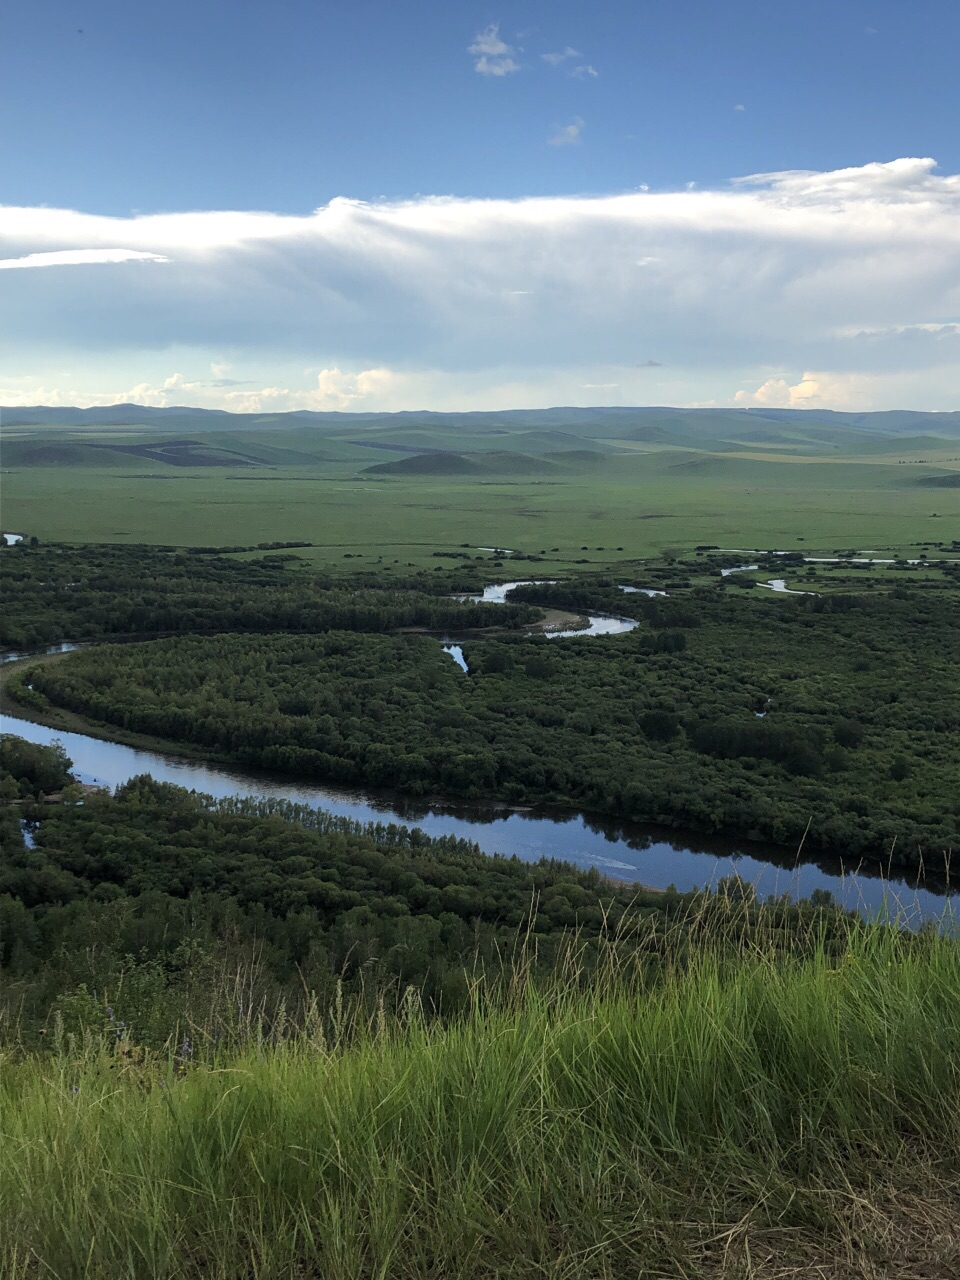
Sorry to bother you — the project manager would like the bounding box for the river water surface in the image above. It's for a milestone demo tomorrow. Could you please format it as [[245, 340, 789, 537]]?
[[3, 705, 954, 927], [459, 580, 640, 638]]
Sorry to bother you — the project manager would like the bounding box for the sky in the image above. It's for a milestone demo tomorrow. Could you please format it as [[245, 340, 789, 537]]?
[[1, 0, 959, 413]]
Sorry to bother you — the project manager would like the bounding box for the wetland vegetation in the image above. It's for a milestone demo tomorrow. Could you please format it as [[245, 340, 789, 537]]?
[[5, 538, 958, 868]]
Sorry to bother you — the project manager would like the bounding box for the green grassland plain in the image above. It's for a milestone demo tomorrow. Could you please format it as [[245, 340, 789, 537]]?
[[2, 408, 958, 569]]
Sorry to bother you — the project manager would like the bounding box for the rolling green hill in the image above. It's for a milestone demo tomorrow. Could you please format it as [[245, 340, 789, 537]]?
[[363, 451, 482, 476], [3, 404, 957, 563], [5, 403, 960, 440]]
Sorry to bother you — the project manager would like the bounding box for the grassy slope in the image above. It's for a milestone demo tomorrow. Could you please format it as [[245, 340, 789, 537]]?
[[4, 925, 960, 1278]]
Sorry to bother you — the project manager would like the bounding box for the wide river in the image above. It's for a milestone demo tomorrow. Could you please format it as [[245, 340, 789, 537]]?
[[3, 696, 954, 926]]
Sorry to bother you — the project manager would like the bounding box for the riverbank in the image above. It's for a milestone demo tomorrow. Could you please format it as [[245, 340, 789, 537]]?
[[536, 606, 591, 633], [1, 649, 240, 764]]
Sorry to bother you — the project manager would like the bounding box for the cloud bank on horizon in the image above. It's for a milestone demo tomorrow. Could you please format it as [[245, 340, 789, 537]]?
[[1, 158, 958, 414]]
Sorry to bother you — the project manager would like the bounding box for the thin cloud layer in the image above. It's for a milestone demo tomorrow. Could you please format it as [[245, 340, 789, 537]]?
[[0, 248, 168, 270], [542, 47, 580, 67], [1, 158, 958, 411], [548, 117, 585, 146], [468, 25, 520, 76]]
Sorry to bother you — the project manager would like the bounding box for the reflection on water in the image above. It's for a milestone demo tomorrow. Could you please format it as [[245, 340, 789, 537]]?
[[441, 643, 469, 672], [3, 710, 955, 927], [459, 579, 557, 604], [758, 579, 819, 595], [458, 580, 639, 639], [546, 614, 638, 638], [1, 643, 80, 666]]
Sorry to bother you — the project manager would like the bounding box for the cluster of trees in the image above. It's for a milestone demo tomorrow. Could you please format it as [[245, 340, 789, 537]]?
[[508, 580, 697, 622], [0, 735, 73, 796], [20, 580, 960, 865], [0, 544, 537, 649], [2, 742, 855, 1046]]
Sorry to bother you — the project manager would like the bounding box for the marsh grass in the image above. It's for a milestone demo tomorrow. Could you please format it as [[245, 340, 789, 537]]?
[[4, 902, 960, 1278]]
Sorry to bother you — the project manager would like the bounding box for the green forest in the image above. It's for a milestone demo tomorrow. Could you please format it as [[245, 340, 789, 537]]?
[[11, 565, 959, 865], [0, 542, 536, 650], [2, 736, 849, 1047]]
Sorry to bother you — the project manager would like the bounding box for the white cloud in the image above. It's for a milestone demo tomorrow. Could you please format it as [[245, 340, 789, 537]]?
[[541, 47, 579, 66], [734, 371, 876, 409], [0, 248, 168, 270], [468, 25, 520, 76], [548, 116, 584, 147], [732, 156, 957, 202], [733, 103, 746, 112], [542, 48, 597, 78], [735, 375, 820, 407], [311, 366, 396, 408], [2, 158, 960, 411]]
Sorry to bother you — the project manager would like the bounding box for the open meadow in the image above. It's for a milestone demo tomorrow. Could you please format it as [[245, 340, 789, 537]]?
[[3, 406, 958, 568]]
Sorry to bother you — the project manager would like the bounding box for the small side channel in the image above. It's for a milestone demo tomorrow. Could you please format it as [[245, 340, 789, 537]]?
[[441, 644, 469, 673]]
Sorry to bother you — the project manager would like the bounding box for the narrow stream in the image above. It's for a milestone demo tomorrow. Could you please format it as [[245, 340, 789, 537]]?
[[441, 643, 469, 673], [758, 579, 819, 595], [458, 580, 640, 638]]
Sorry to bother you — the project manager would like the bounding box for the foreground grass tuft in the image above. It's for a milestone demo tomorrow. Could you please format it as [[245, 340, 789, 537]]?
[[4, 925, 960, 1278]]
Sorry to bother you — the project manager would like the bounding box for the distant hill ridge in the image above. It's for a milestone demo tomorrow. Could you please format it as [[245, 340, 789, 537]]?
[[3, 403, 959, 437]]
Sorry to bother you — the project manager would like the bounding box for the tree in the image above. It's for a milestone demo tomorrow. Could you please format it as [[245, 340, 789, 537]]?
[[0, 775, 20, 802]]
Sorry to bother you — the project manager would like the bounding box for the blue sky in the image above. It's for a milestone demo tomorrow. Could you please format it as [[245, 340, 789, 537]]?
[[2, 0, 959, 411]]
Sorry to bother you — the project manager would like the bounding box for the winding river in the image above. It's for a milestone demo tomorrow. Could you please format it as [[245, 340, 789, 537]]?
[[3, 579, 955, 926], [459, 580, 640, 638], [3, 683, 954, 928]]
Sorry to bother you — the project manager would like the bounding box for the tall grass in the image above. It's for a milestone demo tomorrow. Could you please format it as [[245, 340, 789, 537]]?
[[4, 920, 960, 1278]]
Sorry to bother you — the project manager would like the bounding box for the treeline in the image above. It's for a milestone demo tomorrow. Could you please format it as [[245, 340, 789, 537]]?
[[2, 741, 856, 1047], [0, 544, 538, 649], [508, 579, 697, 620], [19, 580, 960, 864], [185, 540, 314, 554]]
